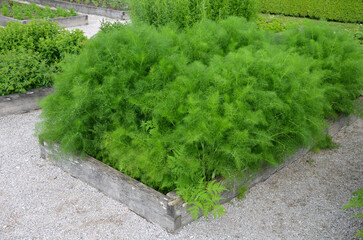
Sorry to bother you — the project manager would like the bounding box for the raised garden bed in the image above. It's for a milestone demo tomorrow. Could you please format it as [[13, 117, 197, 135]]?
[[0, 87, 53, 116], [59, 0, 128, 11], [40, 110, 360, 232], [0, 0, 88, 27], [23, 0, 128, 19], [0, 13, 88, 27]]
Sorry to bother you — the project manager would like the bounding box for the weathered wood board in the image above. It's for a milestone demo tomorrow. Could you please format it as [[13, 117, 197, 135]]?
[[0, 87, 53, 117], [40, 106, 360, 232]]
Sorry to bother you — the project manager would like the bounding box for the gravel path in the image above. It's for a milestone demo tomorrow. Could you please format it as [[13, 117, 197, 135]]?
[[0, 111, 362, 239]]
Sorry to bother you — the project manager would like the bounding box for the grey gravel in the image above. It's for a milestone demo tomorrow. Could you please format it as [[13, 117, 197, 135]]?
[[0, 110, 362, 240]]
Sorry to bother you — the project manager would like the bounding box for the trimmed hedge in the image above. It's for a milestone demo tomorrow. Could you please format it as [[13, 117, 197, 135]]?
[[259, 0, 363, 23]]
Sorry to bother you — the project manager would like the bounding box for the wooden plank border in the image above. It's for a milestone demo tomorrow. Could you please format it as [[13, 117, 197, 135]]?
[[40, 143, 180, 232], [39, 108, 360, 233], [0, 87, 53, 117]]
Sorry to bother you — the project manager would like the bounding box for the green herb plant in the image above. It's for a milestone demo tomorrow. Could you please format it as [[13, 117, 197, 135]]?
[[343, 189, 363, 238], [129, 0, 258, 28], [37, 17, 363, 220], [0, 1, 10, 16]]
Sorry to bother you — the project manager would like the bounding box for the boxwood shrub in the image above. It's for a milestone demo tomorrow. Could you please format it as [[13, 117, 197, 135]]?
[[259, 0, 363, 23], [38, 17, 363, 219], [0, 20, 87, 95]]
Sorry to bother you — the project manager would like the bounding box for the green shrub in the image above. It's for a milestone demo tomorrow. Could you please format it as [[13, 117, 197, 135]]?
[[0, 20, 86, 65], [0, 1, 10, 16], [354, 31, 363, 44], [257, 16, 288, 32], [37, 17, 363, 219], [344, 189, 363, 238], [128, 0, 258, 28], [99, 19, 126, 33], [0, 48, 53, 95], [0, 20, 87, 95], [259, 0, 363, 23]]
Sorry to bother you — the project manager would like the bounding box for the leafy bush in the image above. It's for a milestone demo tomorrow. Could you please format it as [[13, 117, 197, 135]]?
[[1, 1, 10, 16], [99, 19, 126, 33], [0, 1, 77, 20], [0, 48, 53, 95], [344, 189, 363, 238], [37, 17, 363, 219], [128, 0, 258, 28], [0, 20, 86, 65], [0, 20, 87, 95], [259, 0, 363, 23], [354, 31, 363, 45], [257, 16, 288, 32]]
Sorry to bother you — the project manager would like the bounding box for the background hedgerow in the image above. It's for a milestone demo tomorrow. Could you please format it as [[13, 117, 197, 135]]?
[[128, 0, 258, 28], [37, 17, 363, 219], [258, 0, 363, 23], [0, 20, 86, 95]]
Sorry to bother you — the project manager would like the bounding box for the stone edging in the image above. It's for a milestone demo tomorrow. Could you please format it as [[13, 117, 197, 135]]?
[[0, 87, 53, 117], [22, 0, 129, 20], [39, 108, 360, 232]]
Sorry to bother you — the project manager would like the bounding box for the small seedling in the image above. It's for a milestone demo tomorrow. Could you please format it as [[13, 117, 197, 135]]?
[[306, 158, 315, 166]]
